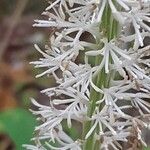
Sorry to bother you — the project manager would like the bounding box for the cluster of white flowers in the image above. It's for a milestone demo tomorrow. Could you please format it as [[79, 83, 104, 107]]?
[[24, 0, 150, 150]]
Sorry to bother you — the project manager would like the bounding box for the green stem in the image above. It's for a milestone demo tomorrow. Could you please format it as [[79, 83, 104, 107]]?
[[83, 68, 106, 150], [82, 1, 119, 150]]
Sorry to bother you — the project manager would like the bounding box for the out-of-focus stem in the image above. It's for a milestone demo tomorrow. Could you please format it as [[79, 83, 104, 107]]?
[[0, 0, 28, 61]]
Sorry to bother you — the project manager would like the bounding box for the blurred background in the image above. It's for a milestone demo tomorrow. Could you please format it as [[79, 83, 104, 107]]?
[[0, 0, 57, 149]]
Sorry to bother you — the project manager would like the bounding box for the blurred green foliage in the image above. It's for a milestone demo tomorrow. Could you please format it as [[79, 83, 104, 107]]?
[[0, 108, 36, 150], [63, 121, 79, 140]]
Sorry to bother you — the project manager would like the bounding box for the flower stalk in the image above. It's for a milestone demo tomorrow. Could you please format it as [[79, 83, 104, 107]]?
[[83, 3, 120, 149]]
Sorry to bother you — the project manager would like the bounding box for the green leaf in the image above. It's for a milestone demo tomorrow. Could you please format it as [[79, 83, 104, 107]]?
[[144, 147, 150, 150], [0, 108, 36, 150]]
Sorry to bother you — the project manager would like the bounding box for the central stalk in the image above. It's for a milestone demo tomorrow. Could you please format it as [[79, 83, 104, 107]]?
[[82, 1, 119, 150]]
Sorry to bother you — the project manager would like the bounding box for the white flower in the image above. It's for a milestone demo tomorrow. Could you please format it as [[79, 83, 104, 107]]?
[[27, 0, 150, 149], [24, 125, 82, 150], [123, 8, 150, 48], [86, 39, 131, 74], [120, 31, 150, 50], [23, 144, 46, 150], [30, 99, 63, 132], [60, 64, 93, 94], [100, 130, 130, 150], [96, 79, 150, 117], [111, 52, 150, 80], [41, 86, 89, 127], [85, 105, 132, 141], [85, 107, 117, 139]]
